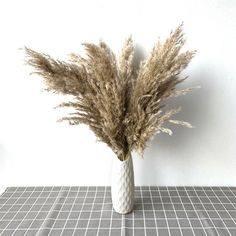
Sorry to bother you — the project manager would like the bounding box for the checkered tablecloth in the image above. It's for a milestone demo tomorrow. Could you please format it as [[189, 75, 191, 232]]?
[[0, 186, 236, 236]]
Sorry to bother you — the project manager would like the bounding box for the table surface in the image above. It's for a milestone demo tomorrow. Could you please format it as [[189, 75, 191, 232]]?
[[0, 186, 236, 236]]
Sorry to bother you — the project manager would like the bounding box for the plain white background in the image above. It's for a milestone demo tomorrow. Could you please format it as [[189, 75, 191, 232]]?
[[0, 0, 236, 193]]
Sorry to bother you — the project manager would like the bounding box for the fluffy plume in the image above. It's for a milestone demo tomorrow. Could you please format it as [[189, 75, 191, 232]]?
[[25, 24, 196, 160]]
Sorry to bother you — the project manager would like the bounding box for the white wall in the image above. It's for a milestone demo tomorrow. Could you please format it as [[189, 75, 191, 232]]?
[[0, 0, 236, 193]]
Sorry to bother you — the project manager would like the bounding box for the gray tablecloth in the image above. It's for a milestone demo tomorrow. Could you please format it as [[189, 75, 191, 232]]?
[[0, 186, 236, 236]]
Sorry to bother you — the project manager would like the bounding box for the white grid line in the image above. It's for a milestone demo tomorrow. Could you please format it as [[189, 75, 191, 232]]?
[[72, 186, 89, 235], [193, 187, 221, 235], [220, 187, 236, 224], [46, 187, 70, 236], [158, 186, 171, 236], [108, 189, 114, 236], [1, 208, 235, 213], [96, 186, 107, 236], [59, 186, 73, 236], [175, 186, 196, 236], [84, 186, 98, 236], [149, 186, 158, 236], [3, 187, 235, 193], [207, 187, 233, 236], [168, 187, 183, 236], [3, 187, 30, 233], [140, 186, 147, 236], [24, 186, 54, 236], [1, 226, 235, 230], [0, 187, 19, 221], [0, 216, 235, 222], [12, 186, 39, 235], [184, 186, 208, 236]]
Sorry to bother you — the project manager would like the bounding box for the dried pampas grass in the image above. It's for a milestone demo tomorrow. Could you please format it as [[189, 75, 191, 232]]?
[[25, 24, 196, 161]]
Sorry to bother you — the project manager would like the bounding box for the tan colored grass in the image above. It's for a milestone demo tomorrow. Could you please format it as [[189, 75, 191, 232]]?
[[25, 24, 196, 161]]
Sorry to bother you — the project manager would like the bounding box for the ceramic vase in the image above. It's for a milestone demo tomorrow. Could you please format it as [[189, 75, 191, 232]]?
[[111, 155, 134, 214]]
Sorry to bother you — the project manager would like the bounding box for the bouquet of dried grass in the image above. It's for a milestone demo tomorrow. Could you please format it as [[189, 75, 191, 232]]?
[[25, 24, 196, 161]]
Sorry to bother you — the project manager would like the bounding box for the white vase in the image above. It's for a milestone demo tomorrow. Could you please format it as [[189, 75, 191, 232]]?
[[111, 155, 134, 214]]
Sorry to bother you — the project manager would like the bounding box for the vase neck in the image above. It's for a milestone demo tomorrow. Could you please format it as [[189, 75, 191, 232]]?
[[116, 153, 132, 163]]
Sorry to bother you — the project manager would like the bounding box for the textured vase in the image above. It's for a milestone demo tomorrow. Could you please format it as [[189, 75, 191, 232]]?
[[111, 155, 134, 214]]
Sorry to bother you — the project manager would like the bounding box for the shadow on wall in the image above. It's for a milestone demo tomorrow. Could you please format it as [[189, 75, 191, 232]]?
[[133, 44, 146, 71], [0, 143, 6, 168], [137, 65, 216, 185]]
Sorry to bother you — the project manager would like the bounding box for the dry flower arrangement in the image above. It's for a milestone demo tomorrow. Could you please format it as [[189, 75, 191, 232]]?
[[25, 24, 196, 162]]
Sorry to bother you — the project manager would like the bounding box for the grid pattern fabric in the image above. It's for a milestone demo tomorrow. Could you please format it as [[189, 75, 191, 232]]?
[[0, 186, 236, 236]]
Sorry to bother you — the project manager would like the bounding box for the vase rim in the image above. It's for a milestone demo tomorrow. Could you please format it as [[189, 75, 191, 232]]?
[[115, 154, 132, 163]]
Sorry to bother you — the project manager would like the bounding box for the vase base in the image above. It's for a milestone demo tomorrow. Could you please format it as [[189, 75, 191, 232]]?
[[113, 206, 134, 214]]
